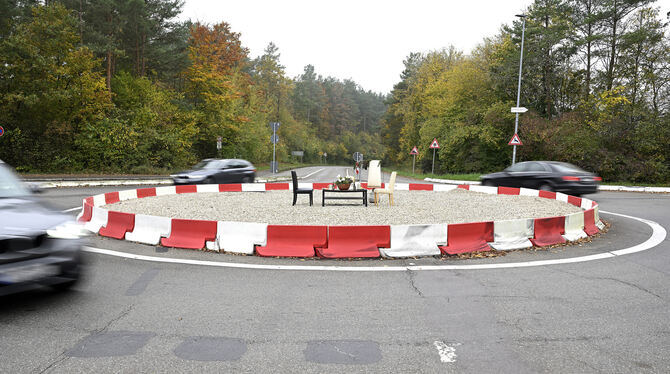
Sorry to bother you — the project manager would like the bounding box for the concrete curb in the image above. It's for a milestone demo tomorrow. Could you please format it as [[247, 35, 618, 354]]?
[[77, 182, 603, 259], [33, 176, 292, 188], [425, 177, 670, 193]]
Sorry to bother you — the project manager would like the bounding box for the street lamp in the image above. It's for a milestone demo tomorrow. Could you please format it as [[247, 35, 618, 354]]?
[[512, 14, 526, 165]]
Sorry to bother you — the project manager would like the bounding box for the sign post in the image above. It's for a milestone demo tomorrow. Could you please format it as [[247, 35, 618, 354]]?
[[410, 146, 418, 174], [269, 122, 280, 173], [353, 152, 363, 178], [429, 138, 440, 175]]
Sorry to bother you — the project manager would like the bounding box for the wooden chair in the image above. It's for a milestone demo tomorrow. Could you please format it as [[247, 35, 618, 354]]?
[[374, 171, 397, 206], [291, 171, 313, 206]]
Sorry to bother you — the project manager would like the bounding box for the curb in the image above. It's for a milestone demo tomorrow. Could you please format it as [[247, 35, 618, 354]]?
[[32, 177, 292, 188], [425, 178, 670, 193], [76, 183, 604, 259]]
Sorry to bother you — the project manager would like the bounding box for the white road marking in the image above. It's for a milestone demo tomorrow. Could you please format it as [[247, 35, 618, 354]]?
[[433, 341, 460, 363], [62, 207, 82, 213], [82, 210, 666, 272], [302, 168, 325, 179]]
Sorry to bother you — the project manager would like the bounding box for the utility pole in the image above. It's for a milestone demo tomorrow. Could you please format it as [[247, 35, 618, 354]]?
[[512, 14, 526, 165]]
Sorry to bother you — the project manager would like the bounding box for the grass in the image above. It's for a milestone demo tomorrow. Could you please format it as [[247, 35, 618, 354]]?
[[382, 167, 482, 181]]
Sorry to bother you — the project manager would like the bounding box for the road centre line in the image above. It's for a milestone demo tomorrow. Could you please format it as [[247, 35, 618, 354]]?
[[83, 210, 666, 272]]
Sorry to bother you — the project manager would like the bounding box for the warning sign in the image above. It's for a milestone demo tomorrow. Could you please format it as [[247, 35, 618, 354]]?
[[410, 146, 418, 155], [508, 133, 523, 146], [429, 138, 440, 149]]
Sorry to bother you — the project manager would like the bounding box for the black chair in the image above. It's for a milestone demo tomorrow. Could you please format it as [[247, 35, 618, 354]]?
[[291, 171, 313, 206]]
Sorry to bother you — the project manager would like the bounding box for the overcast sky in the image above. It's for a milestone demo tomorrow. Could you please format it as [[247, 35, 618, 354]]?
[[179, 0, 670, 94]]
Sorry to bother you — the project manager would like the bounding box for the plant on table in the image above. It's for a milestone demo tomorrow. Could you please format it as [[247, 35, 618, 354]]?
[[334, 175, 354, 190]]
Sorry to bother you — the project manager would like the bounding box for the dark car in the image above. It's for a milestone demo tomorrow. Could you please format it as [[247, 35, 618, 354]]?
[[171, 159, 256, 185], [480, 161, 601, 196], [0, 161, 85, 296]]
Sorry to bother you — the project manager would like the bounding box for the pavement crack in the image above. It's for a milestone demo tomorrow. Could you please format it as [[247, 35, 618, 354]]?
[[35, 354, 69, 374], [406, 269, 424, 298], [94, 304, 134, 334], [554, 268, 664, 301]]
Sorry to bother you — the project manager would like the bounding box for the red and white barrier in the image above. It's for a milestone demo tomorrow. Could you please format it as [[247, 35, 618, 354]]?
[[380, 224, 446, 258], [490, 218, 533, 251], [78, 182, 603, 258], [210, 221, 268, 254], [125, 214, 172, 245], [563, 212, 587, 241]]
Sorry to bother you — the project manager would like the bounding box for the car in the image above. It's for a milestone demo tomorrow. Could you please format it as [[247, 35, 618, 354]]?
[[0, 160, 86, 296], [170, 158, 256, 185], [480, 161, 601, 196]]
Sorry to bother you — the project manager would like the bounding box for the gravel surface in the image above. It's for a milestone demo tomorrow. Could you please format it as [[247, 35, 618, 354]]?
[[105, 189, 582, 225]]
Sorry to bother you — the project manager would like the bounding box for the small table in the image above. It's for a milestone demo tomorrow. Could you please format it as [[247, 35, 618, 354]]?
[[322, 188, 368, 207]]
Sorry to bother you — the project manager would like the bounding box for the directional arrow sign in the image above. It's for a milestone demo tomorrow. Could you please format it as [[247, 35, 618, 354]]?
[[271, 134, 279, 144], [511, 107, 528, 113]]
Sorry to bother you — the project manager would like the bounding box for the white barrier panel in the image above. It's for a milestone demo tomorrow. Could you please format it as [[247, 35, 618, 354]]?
[[555, 192, 569, 203], [125, 214, 172, 245], [242, 183, 266, 192], [76, 199, 86, 221], [595, 206, 605, 230], [380, 224, 446, 258], [433, 184, 458, 192], [519, 188, 540, 197], [296, 183, 313, 190], [118, 189, 138, 201], [212, 221, 268, 254], [197, 184, 219, 193], [563, 212, 587, 241], [580, 198, 592, 210], [156, 186, 176, 196], [469, 185, 498, 194], [394, 183, 409, 191], [490, 219, 533, 251], [93, 194, 106, 207], [84, 207, 108, 234]]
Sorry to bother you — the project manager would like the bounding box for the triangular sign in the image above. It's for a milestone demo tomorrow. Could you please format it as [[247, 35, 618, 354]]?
[[410, 146, 418, 155], [429, 138, 440, 149], [508, 133, 523, 146]]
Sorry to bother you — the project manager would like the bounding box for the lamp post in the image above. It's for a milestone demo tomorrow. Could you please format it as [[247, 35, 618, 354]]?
[[512, 13, 526, 165]]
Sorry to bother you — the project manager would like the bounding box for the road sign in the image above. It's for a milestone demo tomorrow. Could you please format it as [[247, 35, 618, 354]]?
[[511, 107, 528, 113], [0, 126, 4, 137], [410, 146, 418, 155], [269, 122, 280, 130], [216, 136, 222, 150], [271, 134, 279, 144], [429, 138, 440, 149], [508, 133, 523, 146], [291, 151, 304, 157], [353, 152, 363, 162]]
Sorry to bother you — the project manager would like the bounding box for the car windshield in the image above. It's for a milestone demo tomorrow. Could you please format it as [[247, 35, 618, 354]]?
[[0, 164, 30, 198], [551, 162, 586, 173], [193, 160, 222, 170]]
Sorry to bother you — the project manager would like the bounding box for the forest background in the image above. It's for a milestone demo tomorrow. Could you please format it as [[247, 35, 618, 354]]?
[[1, 0, 669, 183]]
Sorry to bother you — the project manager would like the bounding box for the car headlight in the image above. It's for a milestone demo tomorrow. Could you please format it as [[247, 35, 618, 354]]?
[[47, 221, 88, 239]]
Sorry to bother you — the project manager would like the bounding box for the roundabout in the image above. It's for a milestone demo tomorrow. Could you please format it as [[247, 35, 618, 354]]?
[[77, 181, 608, 260]]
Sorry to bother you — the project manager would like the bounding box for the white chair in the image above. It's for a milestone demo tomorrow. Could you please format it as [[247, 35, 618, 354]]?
[[374, 171, 397, 206]]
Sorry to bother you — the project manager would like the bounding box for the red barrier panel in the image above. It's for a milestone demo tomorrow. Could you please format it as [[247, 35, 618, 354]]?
[[530, 216, 566, 247], [583, 209, 599, 235], [161, 219, 218, 249], [176, 185, 197, 194], [498, 187, 520, 195], [85, 197, 94, 205], [458, 185, 470, 190], [78, 202, 93, 222], [409, 184, 433, 191], [312, 183, 330, 190], [567, 195, 582, 207], [265, 183, 290, 190], [137, 187, 157, 199], [316, 226, 389, 258], [439, 222, 493, 254], [538, 190, 557, 200], [256, 225, 327, 257], [219, 184, 242, 192], [99, 211, 135, 239], [104, 192, 120, 205]]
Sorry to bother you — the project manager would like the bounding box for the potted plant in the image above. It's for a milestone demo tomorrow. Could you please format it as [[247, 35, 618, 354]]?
[[334, 175, 354, 190]]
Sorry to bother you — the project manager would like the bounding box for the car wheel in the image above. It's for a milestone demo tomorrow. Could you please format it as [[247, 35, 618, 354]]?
[[539, 183, 553, 192], [481, 180, 495, 187], [204, 177, 214, 185], [242, 176, 252, 184]]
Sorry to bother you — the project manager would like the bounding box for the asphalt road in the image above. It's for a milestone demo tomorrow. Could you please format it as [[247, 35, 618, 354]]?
[[2, 167, 669, 373]]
